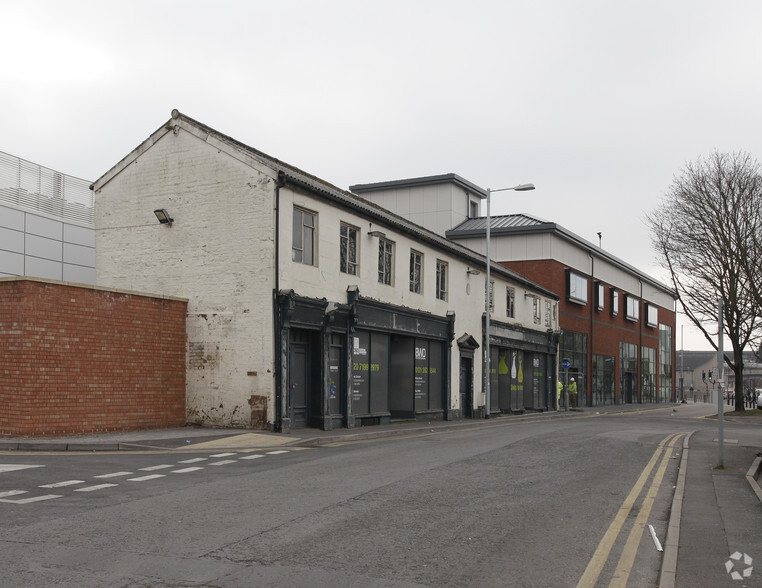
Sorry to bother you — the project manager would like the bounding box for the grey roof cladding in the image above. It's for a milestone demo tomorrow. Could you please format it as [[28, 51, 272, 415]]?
[[449, 213, 553, 233], [349, 173, 488, 199], [447, 213, 676, 299]]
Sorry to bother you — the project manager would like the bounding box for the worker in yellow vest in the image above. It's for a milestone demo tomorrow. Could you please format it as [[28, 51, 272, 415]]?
[[569, 377, 578, 408], [557, 379, 563, 410]]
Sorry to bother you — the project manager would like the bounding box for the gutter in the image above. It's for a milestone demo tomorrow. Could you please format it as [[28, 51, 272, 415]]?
[[274, 171, 286, 431]]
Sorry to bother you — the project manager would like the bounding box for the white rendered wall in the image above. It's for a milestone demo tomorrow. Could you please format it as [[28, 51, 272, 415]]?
[[94, 128, 277, 427], [280, 187, 558, 410]]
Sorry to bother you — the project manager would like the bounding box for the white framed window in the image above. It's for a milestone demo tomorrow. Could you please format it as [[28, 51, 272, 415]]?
[[489, 280, 495, 311], [409, 250, 423, 294], [625, 294, 639, 322], [610, 288, 619, 317], [533, 296, 541, 324], [340, 223, 358, 275], [378, 238, 394, 285], [545, 300, 552, 327], [646, 303, 658, 328], [292, 207, 316, 265], [436, 260, 448, 301], [566, 270, 588, 305], [506, 286, 515, 318]]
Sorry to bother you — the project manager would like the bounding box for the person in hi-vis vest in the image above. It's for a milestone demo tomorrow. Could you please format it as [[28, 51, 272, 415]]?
[[557, 379, 563, 410], [568, 377, 578, 408]]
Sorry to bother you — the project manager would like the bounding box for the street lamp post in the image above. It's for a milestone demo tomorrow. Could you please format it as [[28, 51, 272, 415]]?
[[484, 183, 535, 418]]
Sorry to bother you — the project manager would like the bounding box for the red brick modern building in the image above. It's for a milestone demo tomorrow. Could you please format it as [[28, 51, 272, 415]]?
[[447, 214, 677, 407], [0, 278, 187, 436]]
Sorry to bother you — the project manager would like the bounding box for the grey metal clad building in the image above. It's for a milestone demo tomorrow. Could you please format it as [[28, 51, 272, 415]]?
[[0, 150, 95, 283]]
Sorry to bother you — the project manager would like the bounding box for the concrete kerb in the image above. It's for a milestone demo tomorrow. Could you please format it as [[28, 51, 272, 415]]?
[[659, 431, 693, 588]]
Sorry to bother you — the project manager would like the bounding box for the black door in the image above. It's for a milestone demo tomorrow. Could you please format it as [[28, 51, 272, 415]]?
[[623, 372, 636, 404], [460, 356, 473, 418], [289, 343, 309, 428]]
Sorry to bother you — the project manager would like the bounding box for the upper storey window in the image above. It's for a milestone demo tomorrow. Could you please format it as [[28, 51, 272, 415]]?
[[340, 223, 358, 275], [378, 238, 394, 285], [292, 208, 315, 265], [566, 270, 588, 305]]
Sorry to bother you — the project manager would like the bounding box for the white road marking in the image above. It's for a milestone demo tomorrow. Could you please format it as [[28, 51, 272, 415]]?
[[0, 464, 44, 473], [0, 494, 62, 504], [75, 484, 118, 492], [0, 490, 27, 498], [128, 474, 166, 482], [39, 480, 85, 488], [1, 445, 297, 506]]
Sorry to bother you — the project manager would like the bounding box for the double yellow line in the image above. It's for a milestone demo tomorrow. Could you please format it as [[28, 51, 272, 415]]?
[[577, 433, 685, 588]]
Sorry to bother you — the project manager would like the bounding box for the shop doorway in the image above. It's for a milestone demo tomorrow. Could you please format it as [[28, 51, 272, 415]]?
[[460, 356, 474, 418], [289, 329, 320, 428], [622, 371, 636, 403], [289, 343, 309, 428]]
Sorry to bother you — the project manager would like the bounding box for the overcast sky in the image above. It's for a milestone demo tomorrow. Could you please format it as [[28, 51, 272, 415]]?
[[3, 1, 761, 351]]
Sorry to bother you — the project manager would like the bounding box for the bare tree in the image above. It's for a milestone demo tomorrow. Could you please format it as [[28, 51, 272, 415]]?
[[648, 151, 762, 411]]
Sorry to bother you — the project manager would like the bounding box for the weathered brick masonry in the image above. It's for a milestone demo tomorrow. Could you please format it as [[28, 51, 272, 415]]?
[[0, 278, 187, 436]]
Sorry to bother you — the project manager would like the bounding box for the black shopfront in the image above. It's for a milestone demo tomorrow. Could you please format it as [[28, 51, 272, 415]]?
[[485, 319, 558, 416], [276, 289, 456, 432]]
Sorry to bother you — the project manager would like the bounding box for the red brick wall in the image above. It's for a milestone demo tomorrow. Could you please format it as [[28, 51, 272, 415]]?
[[502, 260, 676, 402], [0, 278, 187, 437]]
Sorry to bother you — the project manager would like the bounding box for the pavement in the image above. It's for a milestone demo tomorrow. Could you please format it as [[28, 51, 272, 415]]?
[[1, 402, 761, 587]]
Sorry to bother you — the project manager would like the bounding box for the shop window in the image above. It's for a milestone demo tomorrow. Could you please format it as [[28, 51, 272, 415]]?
[[659, 325, 673, 402], [625, 294, 639, 322], [292, 207, 316, 265], [592, 354, 616, 406], [566, 270, 588, 305], [642, 346, 657, 402], [409, 250, 423, 294], [436, 260, 448, 301], [506, 286, 515, 318], [378, 238, 394, 285], [610, 288, 619, 317], [645, 303, 658, 328], [340, 223, 358, 275]]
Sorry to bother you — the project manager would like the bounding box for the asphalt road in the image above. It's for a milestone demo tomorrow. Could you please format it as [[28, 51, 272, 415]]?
[[0, 404, 749, 587]]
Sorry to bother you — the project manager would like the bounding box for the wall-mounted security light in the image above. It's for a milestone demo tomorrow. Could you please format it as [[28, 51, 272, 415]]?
[[467, 267, 481, 275], [154, 209, 173, 226], [367, 222, 385, 238]]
